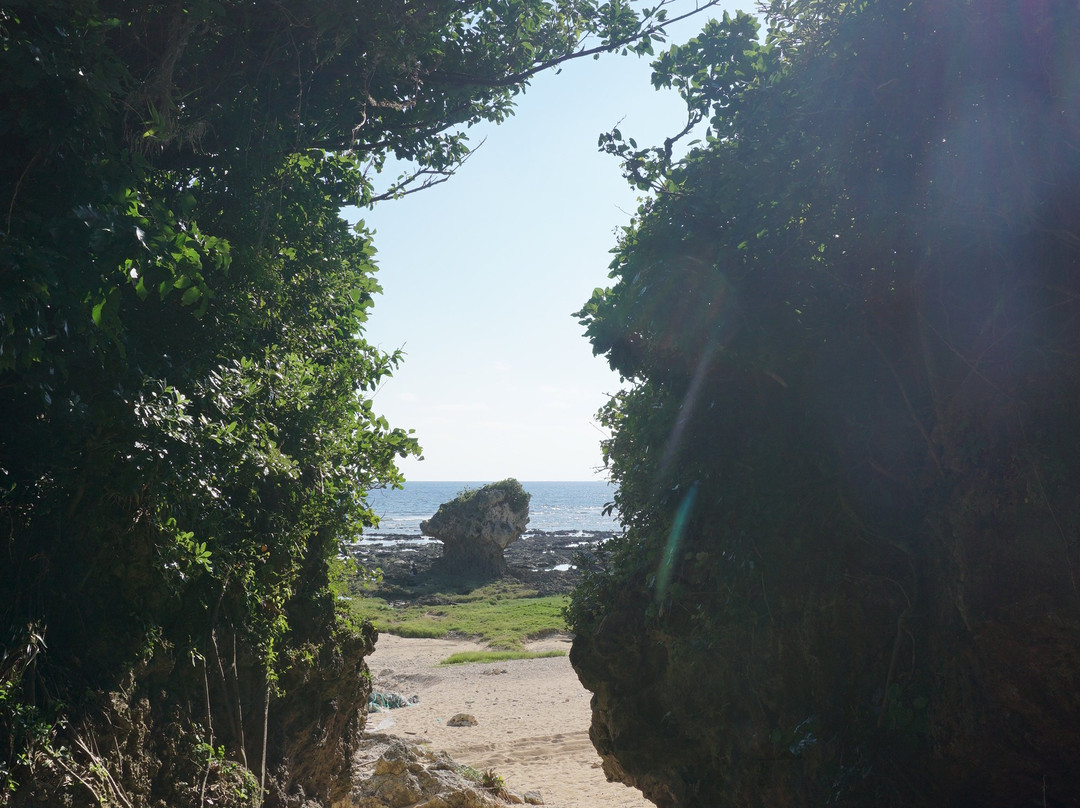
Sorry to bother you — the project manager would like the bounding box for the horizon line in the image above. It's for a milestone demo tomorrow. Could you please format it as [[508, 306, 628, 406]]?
[[383, 479, 612, 485]]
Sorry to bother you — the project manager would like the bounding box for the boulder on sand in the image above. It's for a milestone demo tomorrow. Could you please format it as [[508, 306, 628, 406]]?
[[420, 479, 530, 578], [345, 734, 519, 807]]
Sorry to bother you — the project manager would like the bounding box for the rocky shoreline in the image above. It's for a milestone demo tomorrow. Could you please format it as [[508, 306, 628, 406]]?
[[348, 530, 616, 598]]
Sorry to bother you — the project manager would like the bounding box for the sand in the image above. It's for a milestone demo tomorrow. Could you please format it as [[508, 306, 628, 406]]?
[[365, 634, 652, 808]]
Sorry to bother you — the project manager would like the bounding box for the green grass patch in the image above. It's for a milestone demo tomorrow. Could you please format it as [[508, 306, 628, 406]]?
[[458, 765, 509, 798], [336, 577, 568, 649], [439, 649, 566, 665]]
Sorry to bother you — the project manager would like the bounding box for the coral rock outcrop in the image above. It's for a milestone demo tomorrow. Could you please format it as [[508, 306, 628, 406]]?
[[336, 734, 519, 808], [421, 480, 530, 578]]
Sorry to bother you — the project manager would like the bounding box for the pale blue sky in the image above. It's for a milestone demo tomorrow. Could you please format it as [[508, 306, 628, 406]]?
[[345, 2, 744, 481]]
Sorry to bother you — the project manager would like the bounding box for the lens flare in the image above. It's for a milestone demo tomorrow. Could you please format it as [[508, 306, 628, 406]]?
[[656, 482, 698, 603]]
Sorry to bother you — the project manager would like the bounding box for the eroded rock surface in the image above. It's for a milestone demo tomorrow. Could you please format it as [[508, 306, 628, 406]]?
[[337, 734, 519, 808], [570, 518, 1080, 808], [421, 479, 530, 578]]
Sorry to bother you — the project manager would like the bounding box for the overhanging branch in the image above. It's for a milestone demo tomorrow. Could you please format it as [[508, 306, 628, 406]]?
[[429, 1, 727, 90]]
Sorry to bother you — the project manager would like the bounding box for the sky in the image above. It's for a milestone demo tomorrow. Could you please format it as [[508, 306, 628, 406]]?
[[345, 1, 744, 482]]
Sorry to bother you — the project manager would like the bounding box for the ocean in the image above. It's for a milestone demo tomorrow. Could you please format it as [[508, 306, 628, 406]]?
[[361, 480, 620, 537]]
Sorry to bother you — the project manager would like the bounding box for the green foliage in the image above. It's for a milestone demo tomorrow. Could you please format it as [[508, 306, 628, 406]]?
[[0, 625, 51, 800], [574, 0, 1080, 631], [328, 554, 383, 600], [193, 743, 262, 806], [599, 10, 767, 190], [458, 765, 508, 797], [0, 0, 721, 802], [480, 767, 506, 794], [442, 478, 531, 514]]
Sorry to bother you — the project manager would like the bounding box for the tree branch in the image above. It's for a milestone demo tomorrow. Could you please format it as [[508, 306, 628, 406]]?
[[429, 1, 726, 90], [366, 138, 485, 205]]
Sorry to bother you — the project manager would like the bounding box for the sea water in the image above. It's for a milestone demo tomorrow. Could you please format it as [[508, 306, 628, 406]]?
[[361, 480, 619, 537]]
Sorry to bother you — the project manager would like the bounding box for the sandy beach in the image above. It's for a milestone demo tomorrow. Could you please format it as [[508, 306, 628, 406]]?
[[365, 634, 651, 808]]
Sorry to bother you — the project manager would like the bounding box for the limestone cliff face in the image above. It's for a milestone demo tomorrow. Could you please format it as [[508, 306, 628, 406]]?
[[421, 479, 530, 578], [569, 465, 1080, 808], [265, 622, 377, 808]]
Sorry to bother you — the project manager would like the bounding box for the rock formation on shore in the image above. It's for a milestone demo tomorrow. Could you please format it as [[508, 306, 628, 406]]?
[[341, 734, 535, 807], [421, 480, 530, 578]]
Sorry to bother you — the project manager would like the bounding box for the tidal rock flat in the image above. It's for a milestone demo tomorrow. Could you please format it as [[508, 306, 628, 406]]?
[[350, 529, 615, 596]]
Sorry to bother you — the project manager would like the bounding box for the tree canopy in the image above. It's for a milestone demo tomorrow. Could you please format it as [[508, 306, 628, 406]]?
[[0, 1, 722, 804], [570, 2, 1080, 805]]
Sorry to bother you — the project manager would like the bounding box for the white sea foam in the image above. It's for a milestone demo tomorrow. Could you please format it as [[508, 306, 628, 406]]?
[[361, 481, 620, 537], [354, 537, 441, 548]]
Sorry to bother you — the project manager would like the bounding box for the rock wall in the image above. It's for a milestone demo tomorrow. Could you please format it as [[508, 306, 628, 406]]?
[[265, 622, 377, 808], [568, 390, 1080, 808]]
